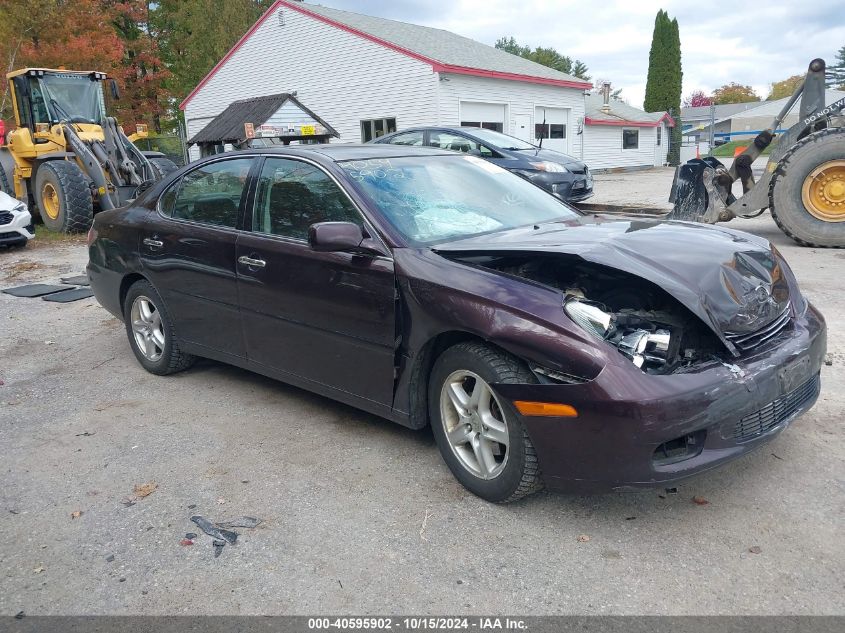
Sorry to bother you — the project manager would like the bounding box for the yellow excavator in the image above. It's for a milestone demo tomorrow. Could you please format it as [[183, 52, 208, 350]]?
[[0, 68, 179, 233], [669, 58, 845, 248]]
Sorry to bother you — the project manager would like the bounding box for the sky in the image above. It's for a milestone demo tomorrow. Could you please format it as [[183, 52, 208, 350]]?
[[307, 0, 845, 108]]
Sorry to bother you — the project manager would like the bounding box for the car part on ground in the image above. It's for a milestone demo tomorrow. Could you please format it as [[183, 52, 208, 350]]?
[[0, 68, 176, 234], [0, 190, 34, 247], [87, 145, 825, 502], [669, 58, 845, 248]]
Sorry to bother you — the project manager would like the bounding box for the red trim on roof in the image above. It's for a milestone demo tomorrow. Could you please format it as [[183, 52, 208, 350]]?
[[180, 0, 591, 110], [585, 112, 675, 128]]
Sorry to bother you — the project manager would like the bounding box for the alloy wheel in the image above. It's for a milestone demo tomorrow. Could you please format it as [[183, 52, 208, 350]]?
[[130, 296, 165, 362], [439, 370, 510, 480]]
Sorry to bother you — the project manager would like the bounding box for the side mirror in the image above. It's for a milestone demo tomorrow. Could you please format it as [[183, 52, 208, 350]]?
[[109, 79, 121, 101], [308, 222, 384, 256]]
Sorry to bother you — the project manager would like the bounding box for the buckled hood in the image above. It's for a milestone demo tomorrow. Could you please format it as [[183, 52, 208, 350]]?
[[434, 217, 793, 353]]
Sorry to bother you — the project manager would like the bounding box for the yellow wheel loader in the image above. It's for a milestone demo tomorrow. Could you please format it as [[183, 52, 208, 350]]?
[[669, 58, 845, 247], [0, 68, 179, 233]]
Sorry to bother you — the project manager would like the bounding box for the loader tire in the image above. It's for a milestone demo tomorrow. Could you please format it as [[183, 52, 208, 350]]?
[[770, 128, 845, 248], [149, 157, 179, 180], [34, 161, 93, 233], [0, 161, 11, 195]]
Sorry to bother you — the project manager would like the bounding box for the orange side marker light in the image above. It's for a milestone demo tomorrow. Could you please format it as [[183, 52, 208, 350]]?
[[513, 401, 578, 417]]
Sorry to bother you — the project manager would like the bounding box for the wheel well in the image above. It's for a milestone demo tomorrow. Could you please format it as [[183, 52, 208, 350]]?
[[407, 330, 490, 429], [119, 273, 147, 314]]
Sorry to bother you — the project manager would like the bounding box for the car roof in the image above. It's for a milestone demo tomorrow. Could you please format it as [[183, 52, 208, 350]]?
[[203, 144, 455, 162]]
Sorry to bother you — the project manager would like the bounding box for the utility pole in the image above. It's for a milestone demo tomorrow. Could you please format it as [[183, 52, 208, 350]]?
[[708, 102, 715, 150]]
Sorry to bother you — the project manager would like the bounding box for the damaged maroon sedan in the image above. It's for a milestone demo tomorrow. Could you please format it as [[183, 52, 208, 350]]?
[[87, 145, 826, 502]]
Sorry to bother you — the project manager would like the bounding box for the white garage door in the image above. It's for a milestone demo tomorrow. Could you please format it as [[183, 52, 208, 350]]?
[[460, 101, 506, 132]]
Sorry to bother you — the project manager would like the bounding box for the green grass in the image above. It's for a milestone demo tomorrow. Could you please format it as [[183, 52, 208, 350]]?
[[34, 224, 86, 242], [710, 139, 775, 157]]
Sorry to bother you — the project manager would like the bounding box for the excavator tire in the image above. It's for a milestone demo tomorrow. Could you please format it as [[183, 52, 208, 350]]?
[[149, 157, 179, 180], [770, 128, 845, 248], [34, 161, 94, 233], [0, 162, 11, 195]]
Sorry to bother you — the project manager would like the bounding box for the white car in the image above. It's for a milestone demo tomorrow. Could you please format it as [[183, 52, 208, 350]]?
[[0, 190, 34, 247]]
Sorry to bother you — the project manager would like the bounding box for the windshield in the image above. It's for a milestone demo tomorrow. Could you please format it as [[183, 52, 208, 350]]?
[[339, 155, 579, 245], [30, 74, 105, 124], [463, 128, 536, 150]]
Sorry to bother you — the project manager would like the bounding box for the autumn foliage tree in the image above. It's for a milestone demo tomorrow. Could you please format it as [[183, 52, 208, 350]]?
[[767, 75, 803, 100], [0, 0, 168, 130], [711, 83, 759, 105], [683, 90, 713, 107]]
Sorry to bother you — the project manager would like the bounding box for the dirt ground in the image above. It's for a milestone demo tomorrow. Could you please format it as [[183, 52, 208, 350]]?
[[0, 170, 843, 616]]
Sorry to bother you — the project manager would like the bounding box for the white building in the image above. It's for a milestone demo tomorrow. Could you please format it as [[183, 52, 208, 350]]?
[[182, 0, 671, 171], [582, 94, 673, 170]]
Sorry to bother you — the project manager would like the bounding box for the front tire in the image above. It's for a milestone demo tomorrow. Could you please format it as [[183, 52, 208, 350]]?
[[34, 161, 93, 233], [429, 342, 543, 503], [770, 128, 845, 248], [123, 280, 195, 375]]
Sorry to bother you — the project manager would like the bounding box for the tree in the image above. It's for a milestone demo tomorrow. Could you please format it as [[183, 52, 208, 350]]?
[[828, 45, 845, 89], [591, 79, 622, 100], [711, 82, 759, 104], [151, 0, 274, 125], [643, 10, 682, 165], [683, 90, 712, 108], [767, 75, 802, 100], [494, 36, 590, 80]]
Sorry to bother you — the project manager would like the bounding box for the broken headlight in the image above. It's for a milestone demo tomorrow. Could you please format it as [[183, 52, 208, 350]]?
[[563, 298, 612, 338], [564, 297, 673, 371]]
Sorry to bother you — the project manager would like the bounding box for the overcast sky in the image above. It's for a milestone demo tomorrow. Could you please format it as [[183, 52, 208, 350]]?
[[308, 0, 845, 108]]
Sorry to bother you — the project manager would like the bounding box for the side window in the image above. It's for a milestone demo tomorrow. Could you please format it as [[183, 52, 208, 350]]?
[[253, 158, 361, 240], [428, 132, 482, 155], [386, 131, 424, 146], [160, 180, 180, 216], [622, 129, 639, 150], [170, 158, 253, 227]]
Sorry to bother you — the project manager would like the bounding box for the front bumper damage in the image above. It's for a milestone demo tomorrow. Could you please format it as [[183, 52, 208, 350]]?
[[491, 303, 826, 493]]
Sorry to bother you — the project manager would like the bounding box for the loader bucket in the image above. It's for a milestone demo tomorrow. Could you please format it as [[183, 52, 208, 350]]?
[[668, 157, 730, 224]]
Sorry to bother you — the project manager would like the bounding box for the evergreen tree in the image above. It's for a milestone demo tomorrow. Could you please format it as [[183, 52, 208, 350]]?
[[644, 10, 682, 165], [828, 45, 845, 89], [494, 36, 590, 80]]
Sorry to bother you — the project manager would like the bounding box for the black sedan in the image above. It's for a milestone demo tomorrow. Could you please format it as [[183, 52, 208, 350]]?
[[372, 126, 593, 203], [88, 145, 824, 503]]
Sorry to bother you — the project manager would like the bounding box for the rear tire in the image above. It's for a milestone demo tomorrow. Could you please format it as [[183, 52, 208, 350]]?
[[429, 342, 543, 503], [149, 157, 179, 179], [123, 280, 196, 376], [770, 128, 845, 248], [34, 161, 93, 233]]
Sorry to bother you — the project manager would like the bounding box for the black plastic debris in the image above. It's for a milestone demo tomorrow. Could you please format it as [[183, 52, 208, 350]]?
[[185, 532, 198, 540], [105, 554, 115, 562], [3, 284, 67, 298], [191, 515, 238, 545], [43, 288, 95, 303], [213, 540, 225, 558], [60, 275, 90, 286], [216, 516, 261, 529]]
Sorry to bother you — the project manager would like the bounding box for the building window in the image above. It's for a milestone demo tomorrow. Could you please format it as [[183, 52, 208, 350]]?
[[535, 123, 566, 140], [460, 121, 504, 132], [623, 129, 639, 150], [656, 126, 662, 146], [361, 117, 397, 142]]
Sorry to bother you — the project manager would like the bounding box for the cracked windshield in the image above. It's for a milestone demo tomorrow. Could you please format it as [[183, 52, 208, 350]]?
[[340, 155, 578, 244]]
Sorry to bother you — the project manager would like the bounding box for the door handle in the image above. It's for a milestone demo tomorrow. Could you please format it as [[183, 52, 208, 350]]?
[[238, 255, 266, 268], [143, 237, 163, 249]]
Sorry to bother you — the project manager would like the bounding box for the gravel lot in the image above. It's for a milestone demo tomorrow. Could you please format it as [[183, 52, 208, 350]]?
[[1, 169, 843, 616]]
